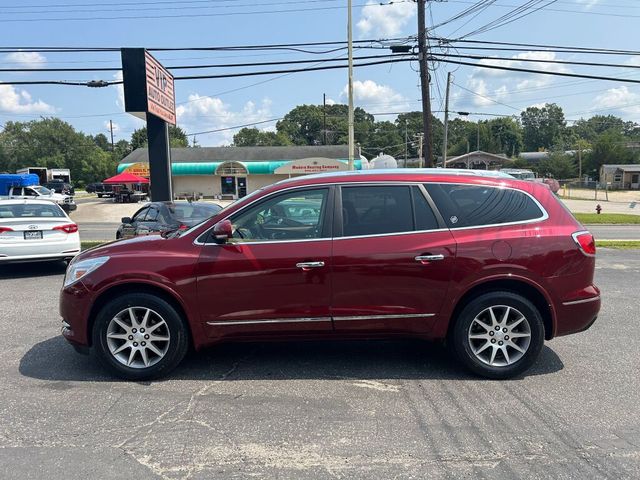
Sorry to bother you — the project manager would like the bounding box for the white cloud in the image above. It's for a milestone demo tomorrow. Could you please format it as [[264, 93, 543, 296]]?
[[114, 71, 125, 109], [461, 51, 572, 107], [592, 86, 640, 119], [0, 85, 54, 114], [104, 120, 121, 134], [4, 51, 46, 68], [576, 0, 600, 9], [343, 80, 407, 112], [357, 0, 415, 37], [176, 95, 274, 146], [325, 97, 337, 106]]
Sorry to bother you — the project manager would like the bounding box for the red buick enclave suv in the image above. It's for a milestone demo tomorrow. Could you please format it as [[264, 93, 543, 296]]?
[[60, 170, 600, 380]]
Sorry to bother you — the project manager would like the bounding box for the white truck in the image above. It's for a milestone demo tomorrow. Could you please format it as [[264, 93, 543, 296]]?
[[0, 174, 77, 212]]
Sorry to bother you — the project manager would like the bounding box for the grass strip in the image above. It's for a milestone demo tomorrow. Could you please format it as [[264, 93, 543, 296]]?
[[596, 240, 640, 249], [575, 213, 640, 224]]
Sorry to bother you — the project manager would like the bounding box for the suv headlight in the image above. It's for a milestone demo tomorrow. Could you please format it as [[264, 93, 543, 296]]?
[[64, 256, 109, 287]]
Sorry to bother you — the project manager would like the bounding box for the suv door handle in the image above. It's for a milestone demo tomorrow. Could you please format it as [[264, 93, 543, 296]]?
[[415, 254, 445, 263], [296, 261, 325, 270]]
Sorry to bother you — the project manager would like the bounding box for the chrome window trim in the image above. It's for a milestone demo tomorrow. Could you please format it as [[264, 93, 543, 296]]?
[[193, 180, 549, 245], [562, 296, 600, 306], [207, 317, 331, 326]]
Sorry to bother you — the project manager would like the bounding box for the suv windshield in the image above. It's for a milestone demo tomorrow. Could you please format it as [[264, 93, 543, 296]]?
[[33, 186, 52, 195]]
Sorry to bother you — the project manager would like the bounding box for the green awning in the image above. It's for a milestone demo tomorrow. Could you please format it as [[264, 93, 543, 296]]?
[[118, 159, 363, 175]]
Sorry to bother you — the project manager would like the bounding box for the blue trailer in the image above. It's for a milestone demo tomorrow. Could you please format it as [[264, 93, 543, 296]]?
[[0, 174, 40, 196]]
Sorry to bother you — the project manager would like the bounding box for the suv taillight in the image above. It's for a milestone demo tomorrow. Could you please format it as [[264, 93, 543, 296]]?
[[53, 224, 78, 234], [0, 227, 13, 233], [572, 231, 596, 256]]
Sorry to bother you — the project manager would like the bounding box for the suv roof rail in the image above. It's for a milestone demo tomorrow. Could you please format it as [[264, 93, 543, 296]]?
[[286, 168, 514, 183]]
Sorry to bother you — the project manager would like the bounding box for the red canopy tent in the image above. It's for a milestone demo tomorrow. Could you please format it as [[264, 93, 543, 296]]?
[[103, 172, 149, 184]]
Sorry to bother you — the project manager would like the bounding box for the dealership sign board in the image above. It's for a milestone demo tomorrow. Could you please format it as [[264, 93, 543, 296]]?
[[121, 48, 176, 125], [124, 162, 151, 177], [274, 158, 349, 175]]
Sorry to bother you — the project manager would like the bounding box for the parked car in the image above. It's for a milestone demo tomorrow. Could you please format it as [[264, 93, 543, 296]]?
[[43, 180, 75, 196], [0, 199, 80, 263], [60, 169, 600, 380], [0, 174, 76, 212], [116, 201, 223, 239], [86, 183, 115, 198]]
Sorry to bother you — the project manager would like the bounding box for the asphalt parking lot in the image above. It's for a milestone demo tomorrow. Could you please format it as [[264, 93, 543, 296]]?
[[0, 249, 639, 479]]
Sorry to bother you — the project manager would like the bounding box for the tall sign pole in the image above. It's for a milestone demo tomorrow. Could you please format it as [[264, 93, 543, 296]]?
[[121, 48, 176, 201], [442, 72, 452, 168], [347, 0, 355, 170], [417, 0, 433, 167]]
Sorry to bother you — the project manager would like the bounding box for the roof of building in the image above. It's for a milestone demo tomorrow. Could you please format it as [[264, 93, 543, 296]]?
[[119, 145, 350, 164], [601, 164, 640, 172]]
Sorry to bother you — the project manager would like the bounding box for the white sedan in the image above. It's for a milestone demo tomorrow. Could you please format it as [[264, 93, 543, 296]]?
[[0, 199, 81, 263]]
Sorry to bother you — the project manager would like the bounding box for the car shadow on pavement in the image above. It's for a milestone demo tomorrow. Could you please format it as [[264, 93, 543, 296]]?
[[0, 261, 67, 280], [19, 336, 564, 383]]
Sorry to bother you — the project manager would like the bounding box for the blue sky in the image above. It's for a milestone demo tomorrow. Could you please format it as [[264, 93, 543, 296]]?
[[1, 0, 639, 146]]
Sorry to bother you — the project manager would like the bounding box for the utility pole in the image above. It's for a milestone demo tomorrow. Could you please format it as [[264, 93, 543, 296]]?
[[347, 0, 355, 170], [415, 133, 424, 168], [577, 143, 583, 184], [477, 122, 480, 151], [404, 119, 408, 168], [109, 119, 115, 151], [417, 0, 433, 167], [442, 72, 452, 168], [323, 93, 328, 145]]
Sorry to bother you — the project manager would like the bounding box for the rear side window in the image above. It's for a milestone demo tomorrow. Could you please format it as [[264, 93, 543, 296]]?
[[425, 184, 544, 228], [342, 186, 413, 236]]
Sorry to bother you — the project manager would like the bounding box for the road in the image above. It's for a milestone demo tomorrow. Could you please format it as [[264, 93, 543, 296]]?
[[77, 222, 640, 242], [0, 249, 638, 479], [588, 224, 640, 240]]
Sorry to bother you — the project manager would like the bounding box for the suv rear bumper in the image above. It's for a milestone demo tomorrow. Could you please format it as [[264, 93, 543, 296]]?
[[555, 294, 601, 337]]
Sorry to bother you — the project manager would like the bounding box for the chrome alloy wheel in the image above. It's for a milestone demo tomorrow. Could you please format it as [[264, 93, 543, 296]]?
[[467, 305, 532, 367], [106, 307, 171, 369]]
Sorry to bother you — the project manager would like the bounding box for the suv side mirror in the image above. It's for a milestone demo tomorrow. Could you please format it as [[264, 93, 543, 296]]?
[[212, 219, 233, 244], [121, 217, 132, 224]]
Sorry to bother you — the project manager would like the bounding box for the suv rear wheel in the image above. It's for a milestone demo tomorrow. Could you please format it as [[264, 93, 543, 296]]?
[[92, 293, 189, 380], [451, 291, 544, 379]]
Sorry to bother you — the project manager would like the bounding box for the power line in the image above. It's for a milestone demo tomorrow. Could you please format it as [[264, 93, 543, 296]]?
[[432, 53, 640, 70], [187, 118, 283, 136], [446, 0, 640, 18], [0, 53, 406, 73], [0, 1, 410, 23], [431, 56, 640, 84], [432, 37, 640, 56]]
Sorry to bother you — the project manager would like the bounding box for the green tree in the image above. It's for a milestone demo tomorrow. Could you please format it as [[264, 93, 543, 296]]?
[[0, 118, 118, 185], [233, 128, 292, 146], [571, 115, 640, 142], [537, 150, 577, 179], [520, 103, 567, 151], [584, 130, 638, 179], [393, 112, 443, 163], [130, 125, 190, 149], [487, 117, 523, 156]]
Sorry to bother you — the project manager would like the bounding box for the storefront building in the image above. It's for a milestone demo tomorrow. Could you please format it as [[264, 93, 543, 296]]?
[[117, 145, 368, 199]]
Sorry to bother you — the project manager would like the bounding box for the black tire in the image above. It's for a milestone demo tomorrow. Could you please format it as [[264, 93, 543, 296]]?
[[97, 193, 102, 198], [451, 291, 544, 379], [92, 293, 189, 380]]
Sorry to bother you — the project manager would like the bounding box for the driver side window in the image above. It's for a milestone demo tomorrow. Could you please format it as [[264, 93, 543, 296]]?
[[230, 188, 329, 242]]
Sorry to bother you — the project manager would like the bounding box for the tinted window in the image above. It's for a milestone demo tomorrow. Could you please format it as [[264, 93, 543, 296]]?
[[0, 203, 65, 218], [132, 207, 149, 222], [230, 188, 328, 242], [341, 186, 413, 236], [425, 184, 544, 228], [145, 207, 160, 222], [170, 203, 221, 222], [412, 186, 439, 231]]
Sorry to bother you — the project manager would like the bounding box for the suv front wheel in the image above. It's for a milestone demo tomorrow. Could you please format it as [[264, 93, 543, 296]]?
[[92, 293, 189, 380], [452, 291, 544, 379]]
